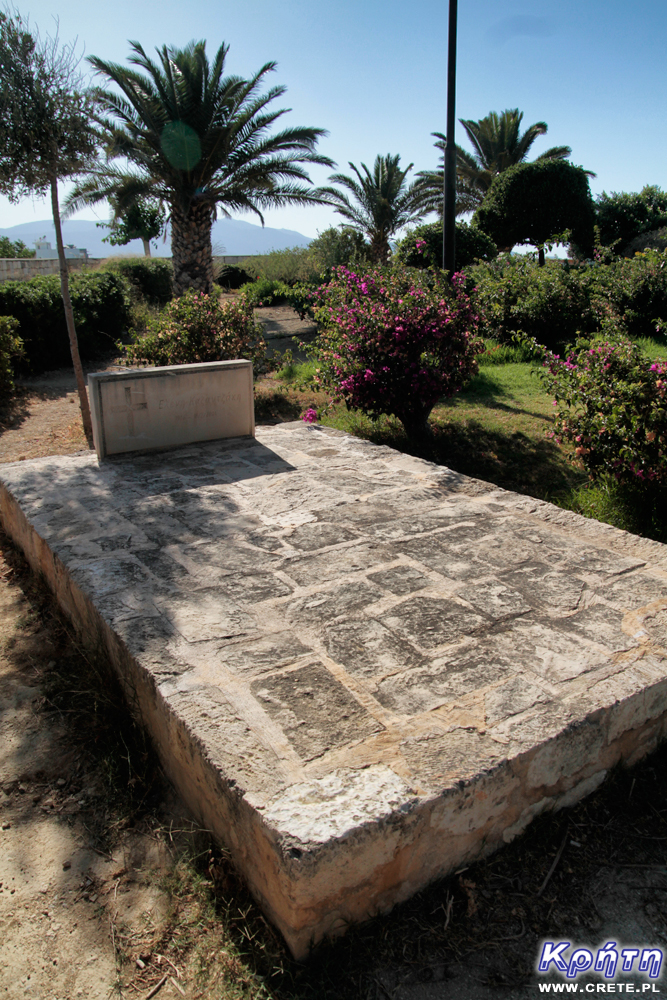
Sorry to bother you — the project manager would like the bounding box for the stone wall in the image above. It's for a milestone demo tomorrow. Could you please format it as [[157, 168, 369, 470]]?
[[0, 255, 258, 282], [0, 258, 90, 282]]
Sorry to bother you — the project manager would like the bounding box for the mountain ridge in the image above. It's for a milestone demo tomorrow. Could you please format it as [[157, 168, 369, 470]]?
[[0, 217, 312, 258]]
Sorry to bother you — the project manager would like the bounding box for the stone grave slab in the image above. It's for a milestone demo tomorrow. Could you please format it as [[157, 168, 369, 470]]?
[[1, 422, 667, 959], [88, 360, 254, 459]]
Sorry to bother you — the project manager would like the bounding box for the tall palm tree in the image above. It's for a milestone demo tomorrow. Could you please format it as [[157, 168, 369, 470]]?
[[66, 40, 334, 295], [319, 154, 426, 263], [415, 109, 574, 216]]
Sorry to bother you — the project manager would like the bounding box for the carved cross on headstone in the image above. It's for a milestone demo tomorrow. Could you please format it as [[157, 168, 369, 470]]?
[[110, 385, 148, 438]]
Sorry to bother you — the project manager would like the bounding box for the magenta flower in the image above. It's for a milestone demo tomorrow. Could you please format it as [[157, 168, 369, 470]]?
[[302, 407, 318, 424]]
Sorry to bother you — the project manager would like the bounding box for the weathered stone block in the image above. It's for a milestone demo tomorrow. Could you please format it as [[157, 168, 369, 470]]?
[[88, 360, 254, 459], [2, 422, 667, 959]]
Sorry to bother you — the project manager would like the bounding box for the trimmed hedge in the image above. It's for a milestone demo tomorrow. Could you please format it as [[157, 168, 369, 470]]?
[[0, 271, 131, 372], [99, 257, 172, 305]]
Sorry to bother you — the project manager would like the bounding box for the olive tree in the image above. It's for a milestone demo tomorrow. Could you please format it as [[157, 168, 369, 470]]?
[[0, 10, 99, 441]]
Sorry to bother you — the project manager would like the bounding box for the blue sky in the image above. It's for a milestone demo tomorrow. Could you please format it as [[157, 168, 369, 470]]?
[[1, 0, 665, 244]]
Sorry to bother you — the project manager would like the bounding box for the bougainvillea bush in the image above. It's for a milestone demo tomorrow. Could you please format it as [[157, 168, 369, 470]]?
[[538, 338, 667, 486], [123, 289, 271, 374], [305, 265, 483, 439]]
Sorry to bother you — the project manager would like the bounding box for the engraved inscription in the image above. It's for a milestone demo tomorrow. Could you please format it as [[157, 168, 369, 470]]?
[[110, 385, 148, 437], [158, 393, 243, 410]]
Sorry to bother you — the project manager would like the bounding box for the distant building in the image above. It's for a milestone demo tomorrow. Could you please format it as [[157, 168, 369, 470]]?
[[34, 239, 88, 261]]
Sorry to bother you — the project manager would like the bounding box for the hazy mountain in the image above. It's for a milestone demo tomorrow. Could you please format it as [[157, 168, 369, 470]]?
[[0, 217, 312, 258]]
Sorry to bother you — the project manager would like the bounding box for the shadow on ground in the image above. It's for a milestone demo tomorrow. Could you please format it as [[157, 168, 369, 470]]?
[[333, 412, 586, 501], [0, 386, 37, 435]]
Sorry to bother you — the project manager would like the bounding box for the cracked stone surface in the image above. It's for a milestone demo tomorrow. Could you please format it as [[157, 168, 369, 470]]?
[[2, 421, 667, 958]]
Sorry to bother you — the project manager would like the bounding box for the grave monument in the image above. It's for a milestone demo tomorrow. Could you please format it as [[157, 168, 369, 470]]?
[[1, 414, 667, 959], [88, 359, 254, 459]]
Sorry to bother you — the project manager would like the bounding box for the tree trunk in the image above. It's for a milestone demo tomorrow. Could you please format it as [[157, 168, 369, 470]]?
[[50, 174, 93, 447], [400, 408, 434, 442], [370, 234, 390, 265], [538, 246, 545, 267], [171, 201, 214, 296], [142, 238, 151, 257]]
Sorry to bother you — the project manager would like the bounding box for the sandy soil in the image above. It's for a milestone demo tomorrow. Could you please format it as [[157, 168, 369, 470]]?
[[0, 543, 183, 1000]]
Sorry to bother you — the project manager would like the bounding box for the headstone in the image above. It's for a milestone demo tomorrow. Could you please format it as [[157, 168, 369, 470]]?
[[88, 360, 254, 459]]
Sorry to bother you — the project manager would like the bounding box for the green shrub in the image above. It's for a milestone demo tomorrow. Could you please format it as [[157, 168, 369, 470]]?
[[123, 289, 271, 374], [537, 338, 667, 486], [242, 246, 318, 285], [590, 248, 667, 341], [395, 221, 497, 271], [214, 263, 252, 289], [99, 257, 172, 305], [0, 315, 23, 395], [593, 186, 667, 257], [239, 231, 371, 286], [468, 249, 667, 351], [239, 277, 291, 307], [0, 237, 34, 259], [0, 271, 131, 371], [308, 227, 370, 279], [468, 256, 594, 350]]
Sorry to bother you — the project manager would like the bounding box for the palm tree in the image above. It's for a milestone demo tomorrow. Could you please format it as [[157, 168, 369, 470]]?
[[319, 154, 426, 263], [66, 40, 334, 295], [415, 109, 574, 216]]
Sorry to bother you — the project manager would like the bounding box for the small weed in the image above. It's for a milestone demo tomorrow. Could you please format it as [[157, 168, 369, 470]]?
[[275, 358, 319, 388]]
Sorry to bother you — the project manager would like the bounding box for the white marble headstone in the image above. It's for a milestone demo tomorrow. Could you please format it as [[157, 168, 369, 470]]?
[[88, 360, 254, 459]]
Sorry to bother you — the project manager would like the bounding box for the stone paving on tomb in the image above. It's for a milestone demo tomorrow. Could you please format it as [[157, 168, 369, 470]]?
[[1, 421, 667, 957]]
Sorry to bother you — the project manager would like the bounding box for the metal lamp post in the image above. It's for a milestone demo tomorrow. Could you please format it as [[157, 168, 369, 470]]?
[[442, 0, 458, 273]]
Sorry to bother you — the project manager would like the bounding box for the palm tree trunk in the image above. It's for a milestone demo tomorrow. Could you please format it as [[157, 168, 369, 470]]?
[[370, 234, 390, 265], [50, 173, 93, 447], [171, 201, 214, 296], [142, 238, 151, 257]]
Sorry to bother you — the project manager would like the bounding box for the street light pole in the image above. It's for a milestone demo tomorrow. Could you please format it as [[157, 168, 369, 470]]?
[[442, 0, 458, 274]]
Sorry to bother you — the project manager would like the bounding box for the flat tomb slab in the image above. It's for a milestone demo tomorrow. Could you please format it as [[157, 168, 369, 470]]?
[[2, 422, 667, 958], [88, 360, 254, 459]]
